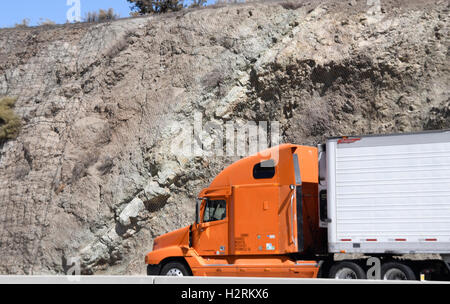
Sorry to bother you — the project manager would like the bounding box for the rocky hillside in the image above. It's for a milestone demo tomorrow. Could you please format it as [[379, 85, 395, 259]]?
[[0, 0, 448, 274]]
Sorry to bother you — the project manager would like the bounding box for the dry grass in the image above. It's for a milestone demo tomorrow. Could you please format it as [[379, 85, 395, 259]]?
[[0, 97, 22, 143], [38, 18, 56, 26], [14, 19, 30, 28]]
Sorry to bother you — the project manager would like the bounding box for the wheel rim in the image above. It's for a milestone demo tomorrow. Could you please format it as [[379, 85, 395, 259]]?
[[166, 268, 184, 276], [383, 268, 407, 280], [335, 268, 358, 279]]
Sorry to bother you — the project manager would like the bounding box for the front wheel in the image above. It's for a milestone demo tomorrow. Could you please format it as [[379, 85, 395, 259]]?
[[329, 261, 367, 280], [160, 262, 190, 276]]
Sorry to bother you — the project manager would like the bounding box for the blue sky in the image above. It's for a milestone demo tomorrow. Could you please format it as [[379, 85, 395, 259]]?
[[0, 0, 215, 28]]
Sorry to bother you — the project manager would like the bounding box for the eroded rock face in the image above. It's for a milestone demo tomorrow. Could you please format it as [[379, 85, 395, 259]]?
[[0, 0, 448, 274]]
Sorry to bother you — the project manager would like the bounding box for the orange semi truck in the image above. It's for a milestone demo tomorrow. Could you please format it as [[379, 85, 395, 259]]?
[[145, 130, 450, 280]]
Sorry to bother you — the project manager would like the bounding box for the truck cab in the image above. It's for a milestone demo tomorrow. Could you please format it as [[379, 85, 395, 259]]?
[[145, 144, 326, 277]]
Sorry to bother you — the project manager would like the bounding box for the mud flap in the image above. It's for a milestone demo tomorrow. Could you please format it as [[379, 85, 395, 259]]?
[[147, 264, 161, 276]]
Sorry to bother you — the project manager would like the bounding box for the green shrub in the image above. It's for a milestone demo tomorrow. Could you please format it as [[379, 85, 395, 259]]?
[[0, 97, 22, 143], [127, 0, 183, 15]]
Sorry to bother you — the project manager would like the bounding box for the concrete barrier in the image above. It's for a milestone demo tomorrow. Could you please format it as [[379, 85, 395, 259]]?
[[0, 275, 448, 284]]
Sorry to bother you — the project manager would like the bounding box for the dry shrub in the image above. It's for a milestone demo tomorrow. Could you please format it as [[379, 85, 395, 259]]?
[[279, 1, 305, 10], [85, 8, 119, 23], [14, 19, 30, 28], [188, 0, 207, 8], [38, 18, 56, 26]]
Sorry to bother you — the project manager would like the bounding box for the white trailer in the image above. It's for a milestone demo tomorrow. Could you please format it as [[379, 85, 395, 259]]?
[[316, 130, 450, 280], [323, 130, 450, 255]]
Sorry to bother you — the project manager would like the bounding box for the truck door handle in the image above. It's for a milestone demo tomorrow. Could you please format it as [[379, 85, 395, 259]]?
[[289, 187, 296, 245]]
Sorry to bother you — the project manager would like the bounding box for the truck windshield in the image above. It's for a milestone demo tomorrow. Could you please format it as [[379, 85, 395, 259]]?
[[203, 200, 226, 223]]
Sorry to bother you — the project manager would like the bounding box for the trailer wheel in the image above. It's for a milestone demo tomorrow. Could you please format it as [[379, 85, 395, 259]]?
[[381, 262, 416, 280], [160, 262, 190, 276], [329, 261, 367, 280]]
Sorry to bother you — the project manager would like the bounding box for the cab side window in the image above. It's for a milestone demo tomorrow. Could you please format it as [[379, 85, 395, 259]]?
[[253, 159, 275, 179], [203, 200, 226, 223]]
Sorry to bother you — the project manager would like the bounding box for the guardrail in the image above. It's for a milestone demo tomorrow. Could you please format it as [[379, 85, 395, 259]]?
[[0, 276, 448, 284]]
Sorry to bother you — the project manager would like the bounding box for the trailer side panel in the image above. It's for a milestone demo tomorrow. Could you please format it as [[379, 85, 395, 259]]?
[[327, 130, 450, 254]]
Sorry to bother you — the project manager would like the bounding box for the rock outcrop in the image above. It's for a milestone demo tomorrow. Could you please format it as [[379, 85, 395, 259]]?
[[0, 0, 448, 274]]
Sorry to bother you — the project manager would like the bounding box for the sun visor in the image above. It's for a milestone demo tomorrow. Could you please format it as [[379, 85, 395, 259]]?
[[198, 186, 232, 198]]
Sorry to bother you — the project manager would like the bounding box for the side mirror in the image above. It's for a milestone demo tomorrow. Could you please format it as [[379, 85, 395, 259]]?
[[195, 199, 201, 224], [195, 201, 199, 224]]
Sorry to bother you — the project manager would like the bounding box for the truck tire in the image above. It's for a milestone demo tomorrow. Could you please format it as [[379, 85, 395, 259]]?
[[381, 262, 416, 280], [329, 261, 367, 280], [160, 262, 190, 276]]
